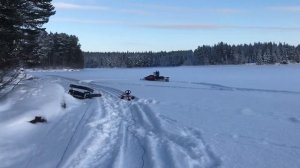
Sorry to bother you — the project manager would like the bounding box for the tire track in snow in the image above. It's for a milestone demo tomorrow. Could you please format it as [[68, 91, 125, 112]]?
[[63, 85, 146, 168], [43, 78, 221, 168], [62, 94, 123, 168], [55, 100, 93, 168], [96, 85, 146, 168], [23, 77, 101, 168], [24, 99, 97, 168], [63, 82, 221, 168], [128, 102, 221, 168]]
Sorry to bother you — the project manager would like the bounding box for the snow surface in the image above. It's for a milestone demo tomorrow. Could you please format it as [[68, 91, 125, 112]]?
[[1, 64, 300, 168]]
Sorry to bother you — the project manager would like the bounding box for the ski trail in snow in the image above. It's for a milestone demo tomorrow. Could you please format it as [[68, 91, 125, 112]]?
[[62, 90, 145, 168], [24, 99, 96, 168], [55, 100, 93, 168], [128, 102, 221, 168], [63, 83, 221, 168]]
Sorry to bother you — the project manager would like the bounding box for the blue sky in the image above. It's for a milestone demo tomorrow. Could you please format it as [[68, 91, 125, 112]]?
[[45, 0, 300, 52]]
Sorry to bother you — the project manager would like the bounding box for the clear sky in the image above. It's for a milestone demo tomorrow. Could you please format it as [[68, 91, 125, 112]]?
[[45, 0, 300, 52]]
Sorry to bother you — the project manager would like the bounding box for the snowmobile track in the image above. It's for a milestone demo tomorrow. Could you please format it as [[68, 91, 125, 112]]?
[[55, 101, 93, 168], [61, 80, 221, 168], [24, 77, 221, 168]]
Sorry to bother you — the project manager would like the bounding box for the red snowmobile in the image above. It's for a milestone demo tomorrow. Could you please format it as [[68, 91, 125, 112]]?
[[143, 71, 169, 82]]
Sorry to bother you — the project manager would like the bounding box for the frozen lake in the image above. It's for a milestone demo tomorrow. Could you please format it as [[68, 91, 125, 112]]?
[[1, 64, 300, 168]]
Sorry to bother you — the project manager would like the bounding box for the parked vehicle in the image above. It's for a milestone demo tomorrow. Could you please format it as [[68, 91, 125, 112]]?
[[143, 71, 169, 82], [68, 84, 101, 99]]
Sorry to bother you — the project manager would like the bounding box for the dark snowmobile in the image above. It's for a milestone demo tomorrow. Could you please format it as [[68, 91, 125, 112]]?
[[120, 90, 135, 101], [68, 84, 101, 99], [29, 116, 47, 124], [143, 71, 169, 82]]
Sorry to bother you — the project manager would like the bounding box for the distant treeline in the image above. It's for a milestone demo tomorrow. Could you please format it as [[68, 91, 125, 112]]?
[[194, 42, 300, 65], [84, 50, 194, 68], [84, 42, 300, 68]]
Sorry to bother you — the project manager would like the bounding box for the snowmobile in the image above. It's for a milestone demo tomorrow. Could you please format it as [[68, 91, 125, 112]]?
[[143, 71, 169, 82], [120, 90, 135, 101], [68, 84, 101, 99], [29, 116, 47, 124]]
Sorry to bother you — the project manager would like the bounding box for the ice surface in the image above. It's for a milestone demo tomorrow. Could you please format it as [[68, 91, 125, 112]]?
[[0, 64, 299, 168]]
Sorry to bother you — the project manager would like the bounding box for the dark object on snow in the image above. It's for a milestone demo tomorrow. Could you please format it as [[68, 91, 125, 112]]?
[[61, 102, 67, 109], [29, 116, 47, 124], [68, 89, 91, 99], [89, 93, 102, 98], [120, 90, 135, 101], [69, 84, 94, 92], [68, 84, 101, 99], [143, 71, 169, 82]]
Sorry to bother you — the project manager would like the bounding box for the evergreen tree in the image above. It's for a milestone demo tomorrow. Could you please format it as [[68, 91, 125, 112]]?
[[0, 0, 23, 68], [0, 0, 55, 69], [296, 45, 300, 63]]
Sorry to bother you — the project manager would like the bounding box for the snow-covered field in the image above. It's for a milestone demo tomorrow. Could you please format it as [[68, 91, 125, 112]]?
[[1, 64, 300, 168]]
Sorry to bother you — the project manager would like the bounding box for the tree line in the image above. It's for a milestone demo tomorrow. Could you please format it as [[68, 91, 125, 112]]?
[[194, 42, 300, 65], [84, 50, 194, 68], [84, 50, 193, 68], [0, 0, 83, 70], [84, 42, 300, 68]]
